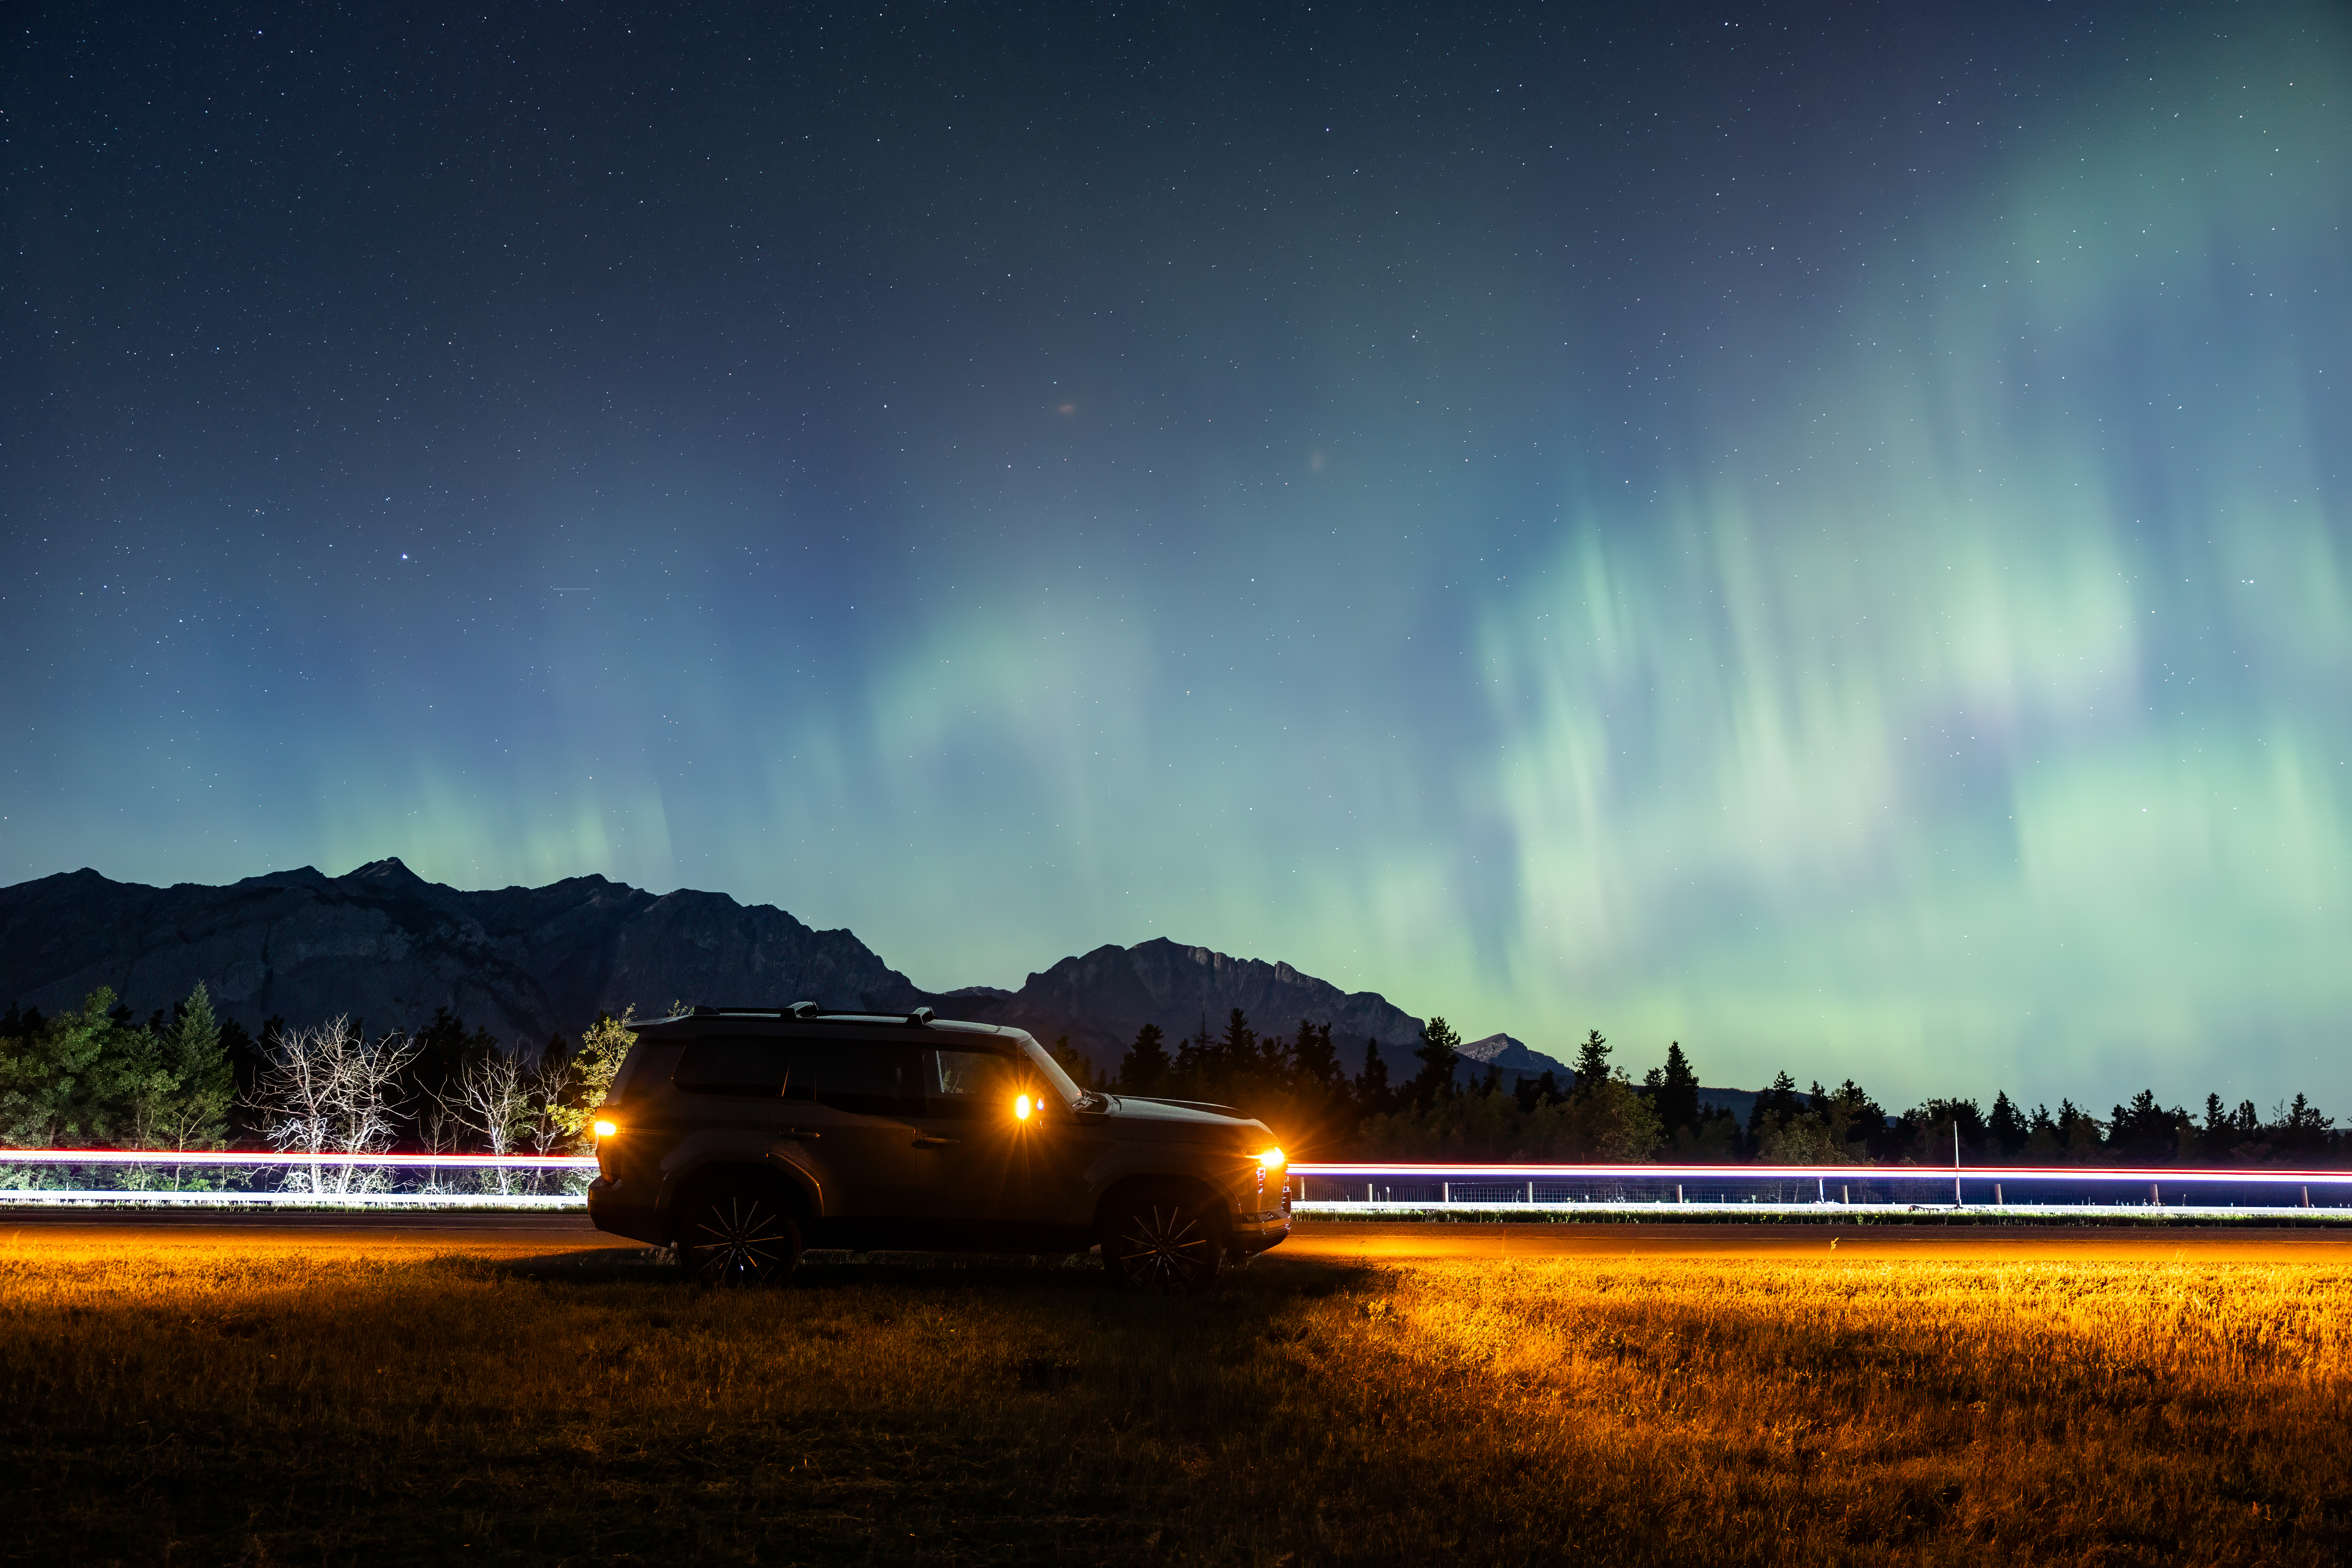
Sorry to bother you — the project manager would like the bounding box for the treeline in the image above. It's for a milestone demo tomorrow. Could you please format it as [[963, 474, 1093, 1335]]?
[[0, 985, 625, 1160], [0, 987, 236, 1151], [6, 985, 2341, 1170], [1065, 1010, 2348, 1167]]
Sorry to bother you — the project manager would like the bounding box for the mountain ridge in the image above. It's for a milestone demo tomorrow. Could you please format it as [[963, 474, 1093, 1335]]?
[[0, 859, 925, 1051], [0, 862, 1508, 1078]]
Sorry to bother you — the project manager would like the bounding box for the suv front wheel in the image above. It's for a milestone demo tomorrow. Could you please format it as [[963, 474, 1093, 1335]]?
[[1105, 1186, 1225, 1293], [674, 1177, 804, 1287]]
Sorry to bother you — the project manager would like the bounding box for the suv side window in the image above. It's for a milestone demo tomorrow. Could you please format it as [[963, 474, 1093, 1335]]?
[[798, 1040, 921, 1117], [675, 1037, 791, 1096], [926, 1047, 1023, 1119]]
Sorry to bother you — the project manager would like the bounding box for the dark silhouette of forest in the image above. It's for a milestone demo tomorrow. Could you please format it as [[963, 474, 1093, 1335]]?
[[2, 985, 2341, 1168], [1059, 1008, 2342, 1168]]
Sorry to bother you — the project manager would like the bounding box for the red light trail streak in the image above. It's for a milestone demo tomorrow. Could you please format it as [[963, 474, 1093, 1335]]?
[[1289, 1163, 2352, 1186]]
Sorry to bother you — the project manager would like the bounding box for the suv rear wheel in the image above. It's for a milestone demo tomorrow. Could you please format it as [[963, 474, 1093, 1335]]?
[[1105, 1186, 1224, 1293], [674, 1177, 803, 1287]]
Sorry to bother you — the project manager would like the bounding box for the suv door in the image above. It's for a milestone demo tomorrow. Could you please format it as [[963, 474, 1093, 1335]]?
[[785, 1034, 930, 1228], [907, 1044, 1094, 1236], [671, 1032, 927, 1227]]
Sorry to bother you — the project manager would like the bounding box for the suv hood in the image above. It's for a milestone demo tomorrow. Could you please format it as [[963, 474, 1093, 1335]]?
[[1101, 1094, 1272, 1143]]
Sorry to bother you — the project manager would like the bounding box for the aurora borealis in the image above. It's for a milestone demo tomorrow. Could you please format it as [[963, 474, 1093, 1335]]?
[[6, 3, 2348, 1108]]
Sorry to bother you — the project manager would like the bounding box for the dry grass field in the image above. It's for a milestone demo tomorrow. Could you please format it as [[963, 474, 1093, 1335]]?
[[2, 1223, 2349, 1565]]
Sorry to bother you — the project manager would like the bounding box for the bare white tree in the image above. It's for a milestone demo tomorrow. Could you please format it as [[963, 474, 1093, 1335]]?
[[522, 1051, 582, 1193], [246, 1017, 418, 1194], [435, 1049, 535, 1194]]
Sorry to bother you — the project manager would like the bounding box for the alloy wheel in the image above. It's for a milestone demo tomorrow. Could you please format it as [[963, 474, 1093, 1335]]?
[[1116, 1200, 1217, 1291], [683, 1192, 798, 1286]]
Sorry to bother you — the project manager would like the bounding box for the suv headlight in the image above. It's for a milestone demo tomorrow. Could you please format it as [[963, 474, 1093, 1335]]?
[[1256, 1146, 1286, 1172]]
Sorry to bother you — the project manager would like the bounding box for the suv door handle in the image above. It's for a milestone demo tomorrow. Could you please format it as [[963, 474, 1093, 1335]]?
[[777, 1127, 822, 1140], [911, 1134, 960, 1149]]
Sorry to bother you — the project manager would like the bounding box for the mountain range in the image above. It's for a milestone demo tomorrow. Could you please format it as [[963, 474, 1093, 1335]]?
[[0, 860, 1573, 1083]]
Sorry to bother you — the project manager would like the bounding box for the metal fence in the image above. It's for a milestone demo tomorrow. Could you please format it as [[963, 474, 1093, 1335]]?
[[0, 1149, 596, 1208], [1286, 1161, 2352, 1220], [4, 1151, 2350, 1218]]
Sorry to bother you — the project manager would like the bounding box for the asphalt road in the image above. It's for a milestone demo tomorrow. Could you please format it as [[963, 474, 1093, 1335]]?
[[7, 1211, 2351, 1266]]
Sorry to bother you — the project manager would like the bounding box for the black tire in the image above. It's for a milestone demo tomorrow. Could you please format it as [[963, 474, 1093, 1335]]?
[[1104, 1187, 1225, 1293], [673, 1178, 804, 1287]]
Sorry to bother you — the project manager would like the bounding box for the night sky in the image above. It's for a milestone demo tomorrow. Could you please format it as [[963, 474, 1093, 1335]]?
[[7, 3, 2349, 1108]]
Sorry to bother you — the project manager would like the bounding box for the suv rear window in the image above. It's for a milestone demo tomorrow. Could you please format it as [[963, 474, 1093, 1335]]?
[[674, 1038, 788, 1096]]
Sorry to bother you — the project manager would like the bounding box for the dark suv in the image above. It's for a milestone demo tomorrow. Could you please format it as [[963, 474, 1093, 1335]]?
[[585, 1005, 1290, 1289]]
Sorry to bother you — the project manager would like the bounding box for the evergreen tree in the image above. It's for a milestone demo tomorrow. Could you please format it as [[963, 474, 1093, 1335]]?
[[1172, 1019, 1209, 1088], [156, 980, 234, 1150], [2199, 1094, 2265, 1160], [1116, 1022, 1171, 1095], [1043, 1034, 1096, 1091], [2270, 1093, 2334, 1158], [1986, 1091, 2027, 1157], [1572, 1030, 1612, 1091], [1407, 1017, 1462, 1109], [2107, 1090, 2189, 1165], [1894, 1097, 1987, 1163], [0, 989, 131, 1146], [1808, 1079, 1887, 1158], [1356, 1038, 1392, 1118], [1747, 1072, 1804, 1142], [2201, 1093, 2230, 1155], [2053, 1099, 2105, 1160], [104, 1017, 178, 1149], [1292, 1020, 1342, 1093], [1218, 1009, 1258, 1078], [1650, 1041, 1701, 1136]]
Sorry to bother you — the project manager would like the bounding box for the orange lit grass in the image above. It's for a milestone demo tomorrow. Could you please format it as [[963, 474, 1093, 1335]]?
[[0, 1234, 2345, 1564]]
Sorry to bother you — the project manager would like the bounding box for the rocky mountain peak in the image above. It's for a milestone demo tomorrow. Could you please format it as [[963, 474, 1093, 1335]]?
[[0, 864, 924, 1047], [1, 866, 1473, 1083]]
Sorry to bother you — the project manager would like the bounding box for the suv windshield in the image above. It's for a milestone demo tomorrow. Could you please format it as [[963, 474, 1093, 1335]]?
[[1017, 1036, 1085, 1106]]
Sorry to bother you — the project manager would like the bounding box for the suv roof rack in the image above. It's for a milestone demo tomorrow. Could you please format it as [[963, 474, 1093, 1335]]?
[[674, 1003, 940, 1028]]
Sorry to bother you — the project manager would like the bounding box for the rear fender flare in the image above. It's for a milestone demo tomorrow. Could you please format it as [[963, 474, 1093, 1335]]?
[[657, 1156, 820, 1238]]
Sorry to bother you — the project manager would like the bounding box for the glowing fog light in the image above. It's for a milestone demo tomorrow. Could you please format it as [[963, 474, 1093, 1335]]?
[[592, 1118, 618, 1139], [1258, 1147, 1287, 1172], [1014, 1094, 1034, 1122]]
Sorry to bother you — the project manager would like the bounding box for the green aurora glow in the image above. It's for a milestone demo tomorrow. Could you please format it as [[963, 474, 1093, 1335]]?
[[7, 4, 2348, 1107]]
